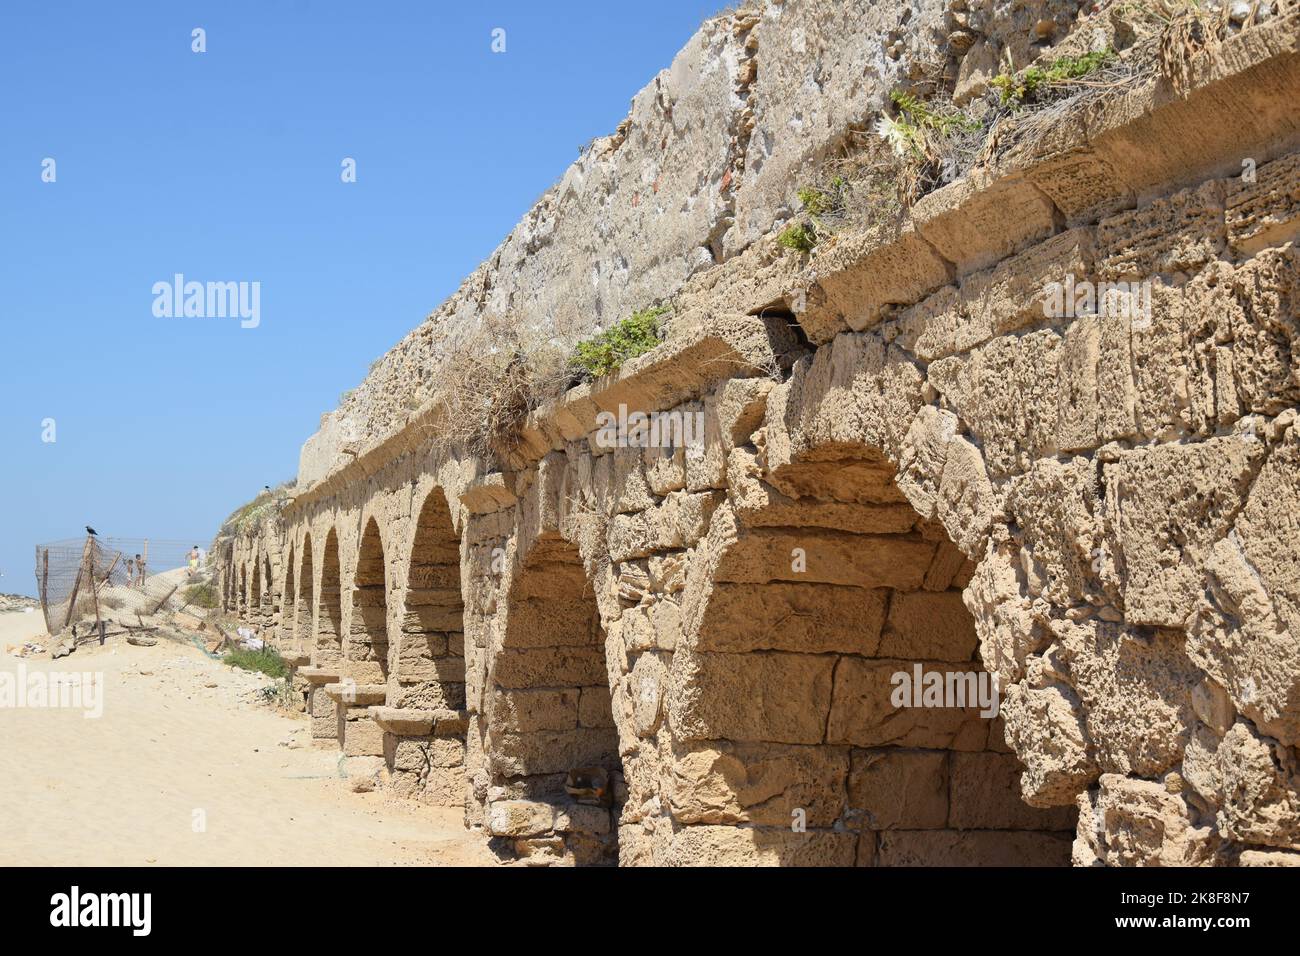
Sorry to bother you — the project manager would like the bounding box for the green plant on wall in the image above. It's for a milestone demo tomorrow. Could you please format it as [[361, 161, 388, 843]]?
[[777, 221, 818, 253], [571, 306, 669, 378], [990, 48, 1114, 106]]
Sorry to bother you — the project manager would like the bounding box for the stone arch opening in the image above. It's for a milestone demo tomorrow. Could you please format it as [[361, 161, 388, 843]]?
[[482, 533, 621, 865], [350, 517, 390, 682], [316, 528, 343, 666], [251, 559, 262, 623], [261, 553, 275, 630], [296, 533, 315, 654], [667, 440, 1076, 866], [281, 542, 296, 652], [397, 489, 466, 709], [377, 488, 469, 806]]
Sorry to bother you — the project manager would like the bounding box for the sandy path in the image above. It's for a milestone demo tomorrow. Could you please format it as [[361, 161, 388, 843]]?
[[0, 612, 494, 866]]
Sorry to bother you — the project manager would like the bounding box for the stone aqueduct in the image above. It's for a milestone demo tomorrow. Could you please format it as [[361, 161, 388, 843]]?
[[217, 4, 1300, 866]]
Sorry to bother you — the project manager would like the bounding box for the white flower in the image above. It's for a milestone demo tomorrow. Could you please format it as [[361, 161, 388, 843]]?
[[874, 114, 911, 158]]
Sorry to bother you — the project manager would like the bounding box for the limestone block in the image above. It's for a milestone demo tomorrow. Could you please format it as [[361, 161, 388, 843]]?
[[503, 596, 599, 649], [1239, 849, 1300, 866], [578, 686, 615, 729], [490, 646, 606, 690], [1090, 774, 1221, 866], [1179, 254, 1300, 434], [929, 329, 1062, 477], [923, 538, 972, 591], [554, 803, 613, 836], [684, 400, 727, 492], [913, 175, 1058, 276], [949, 752, 1076, 831], [846, 749, 948, 830], [998, 682, 1097, 807], [669, 648, 835, 745], [1183, 426, 1300, 745], [390, 677, 465, 712], [666, 825, 858, 867], [608, 490, 724, 562], [765, 334, 925, 470], [486, 800, 556, 838], [877, 590, 978, 661], [1189, 721, 1300, 850], [514, 836, 567, 864], [826, 657, 989, 751], [727, 446, 918, 534], [340, 713, 384, 757], [489, 688, 580, 733], [876, 829, 1071, 867], [644, 443, 687, 496], [386, 735, 465, 773], [799, 226, 955, 342], [1188, 541, 1300, 748], [894, 228, 1092, 362], [1113, 436, 1264, 628], [708, 526, 935, 589], [1055, 620, 1197, 778], [647, 552, 687, 594], [668, 741, 849, 828], [710, 377, 773, 450], [690, 580, 887, 655], [1005, 456, 1106, 608], [893, 405, 958, 521], [1095, 179, 1226, 280], [485, 727, 618, 778], [1226, 150, 1300, 254], [964, 544, 1041, 686]]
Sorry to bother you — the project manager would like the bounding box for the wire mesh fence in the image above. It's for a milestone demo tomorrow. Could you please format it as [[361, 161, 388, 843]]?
[[34, 536, 212, 636]]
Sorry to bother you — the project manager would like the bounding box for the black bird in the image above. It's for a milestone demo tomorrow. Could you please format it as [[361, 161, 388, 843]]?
[[85, 526, 98, 536]]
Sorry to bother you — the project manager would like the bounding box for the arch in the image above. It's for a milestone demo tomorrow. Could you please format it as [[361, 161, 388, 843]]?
[[261, 552, 275, 629], [221, 559, 232, 612], [481, 532, 621, 865], [661, 438, 1076, 866], [316, 528, 343, 665], [378, 488, 469, 807], [350, 517, 390, 680], [250, 556, 263, 626], [396, 489, 466, 709], [281, 541, 296, 652], [296, 532, 315, 653]]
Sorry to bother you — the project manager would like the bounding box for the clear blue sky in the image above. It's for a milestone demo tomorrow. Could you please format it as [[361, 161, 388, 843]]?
[[0, 1, 723, 597]]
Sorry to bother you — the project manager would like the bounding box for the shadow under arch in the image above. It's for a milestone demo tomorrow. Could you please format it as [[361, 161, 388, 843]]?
[[295, 532, 315, 655], [665, 438, 1076, 865], [377, 487, 471, 807], [349, 516, 390, 681], [316, 528, 343, 666], [480, 530, 622, 865], [281, 540, 296, 652]]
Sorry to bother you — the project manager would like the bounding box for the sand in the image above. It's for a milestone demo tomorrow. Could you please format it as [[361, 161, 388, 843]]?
[[0, 611, 494, 866]]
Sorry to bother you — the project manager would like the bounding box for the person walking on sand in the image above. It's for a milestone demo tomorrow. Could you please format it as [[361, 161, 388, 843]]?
[[135, 554, 147, 586], [188, 546, 200, 578]]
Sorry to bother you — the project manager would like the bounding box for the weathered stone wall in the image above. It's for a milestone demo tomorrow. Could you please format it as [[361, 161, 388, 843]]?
[[216, 4, 1300, 865], [298, 0, 1113, 485]]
